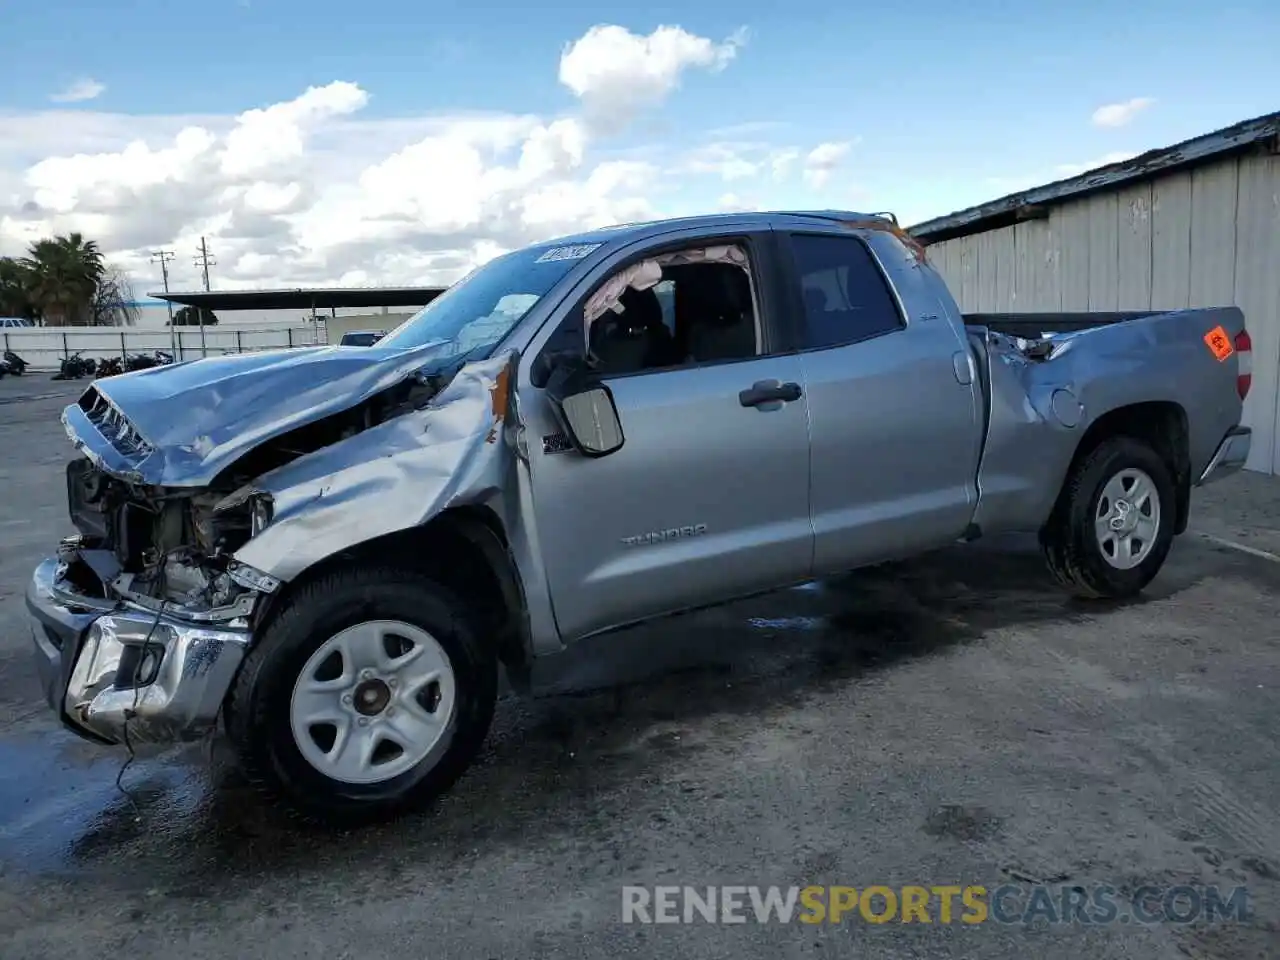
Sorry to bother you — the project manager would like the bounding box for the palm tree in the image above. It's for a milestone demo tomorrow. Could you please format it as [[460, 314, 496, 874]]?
[[0, 257, 36, 320], [21, 233, 105, 325]]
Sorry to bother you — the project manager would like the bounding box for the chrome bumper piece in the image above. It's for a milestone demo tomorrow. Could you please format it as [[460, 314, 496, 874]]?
[[26, 558, 251, 746], [1198, 426, 1252, 486]]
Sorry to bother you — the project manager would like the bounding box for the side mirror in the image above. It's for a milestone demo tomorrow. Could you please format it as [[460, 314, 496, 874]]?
[[545, 361, 624, 458]]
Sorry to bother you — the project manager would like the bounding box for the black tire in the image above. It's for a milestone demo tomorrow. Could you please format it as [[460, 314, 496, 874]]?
[[1040, 435, 1176, 599], [226, 566, 497, 827]]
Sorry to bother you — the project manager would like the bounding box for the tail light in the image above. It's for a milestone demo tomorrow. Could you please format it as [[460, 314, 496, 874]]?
[[1235, 328, 1252, 400]]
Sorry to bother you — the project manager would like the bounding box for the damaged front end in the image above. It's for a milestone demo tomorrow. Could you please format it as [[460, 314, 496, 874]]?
[[29, 396, 284, 746], [27, 344, 513, 747]]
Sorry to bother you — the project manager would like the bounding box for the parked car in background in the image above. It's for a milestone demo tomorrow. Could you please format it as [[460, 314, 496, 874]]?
[[0, 317, 34, 328], [339, 329, 386, 346], [24, 210, 1253, 827]]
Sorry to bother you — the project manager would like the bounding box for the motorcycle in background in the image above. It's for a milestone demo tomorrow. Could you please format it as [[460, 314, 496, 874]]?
[[124, 350, 174, 372], [52, 353, 97, 380], [0, 350, 27, 375], [95, 357, 124, 378], [84, 351, 174, 379]]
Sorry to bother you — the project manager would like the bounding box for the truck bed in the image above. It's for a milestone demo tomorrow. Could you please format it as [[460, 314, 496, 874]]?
[[964, 311, 1160, 338], [960, 304, 1248, 536]]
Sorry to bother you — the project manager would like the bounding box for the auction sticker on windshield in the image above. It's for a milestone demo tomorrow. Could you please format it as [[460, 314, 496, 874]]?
[[1204, 325, 1234, 361], [536, 243, 603, 263]]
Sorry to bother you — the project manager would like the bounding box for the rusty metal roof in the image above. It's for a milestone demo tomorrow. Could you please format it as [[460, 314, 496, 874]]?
[[909, 110, 1280, 244]]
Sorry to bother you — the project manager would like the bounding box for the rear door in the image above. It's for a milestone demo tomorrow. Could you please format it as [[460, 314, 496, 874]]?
[[778, 227, 981, 574], [514, 229, 814, 642]]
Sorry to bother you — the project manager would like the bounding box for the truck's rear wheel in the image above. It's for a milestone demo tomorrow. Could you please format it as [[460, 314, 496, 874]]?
[[1041, 435, 1175, 599], [227, 567, 497, 827]]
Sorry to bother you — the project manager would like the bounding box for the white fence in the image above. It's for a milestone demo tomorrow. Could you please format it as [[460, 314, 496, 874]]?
[[1, 324, 327, 372]]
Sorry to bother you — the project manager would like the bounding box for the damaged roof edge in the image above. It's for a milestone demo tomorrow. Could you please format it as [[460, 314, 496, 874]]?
[[908, 110, 1280, 245]]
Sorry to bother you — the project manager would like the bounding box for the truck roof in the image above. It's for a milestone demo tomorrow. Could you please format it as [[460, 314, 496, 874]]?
[[541, 210, 898, 249]]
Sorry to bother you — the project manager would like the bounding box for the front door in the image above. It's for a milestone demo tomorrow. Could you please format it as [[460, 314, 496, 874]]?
[[515, 233, 813, 642]]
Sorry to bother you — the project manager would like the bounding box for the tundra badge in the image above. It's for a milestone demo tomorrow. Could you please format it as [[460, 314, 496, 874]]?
[[621, 524, 708, 546]]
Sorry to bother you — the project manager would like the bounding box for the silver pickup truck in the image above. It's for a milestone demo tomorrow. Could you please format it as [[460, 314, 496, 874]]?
[[26, 210, 1253, 825]]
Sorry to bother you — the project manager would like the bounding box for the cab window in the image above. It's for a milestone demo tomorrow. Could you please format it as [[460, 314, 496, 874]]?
[[536, 243, 761, 380], [788, 233, 904, 349]]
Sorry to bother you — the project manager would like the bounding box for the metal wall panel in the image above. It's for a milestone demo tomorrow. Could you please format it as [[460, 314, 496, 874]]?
[[1151, 171, 1192, 310], [1012, 221, 1040, 311], [958, 235, 979, 309], [976, 230, 999, 311], [920, 153, 1280, 474], [1054, 204, 1092, 310], [1188, 162, 1240, 308], [1086, 193, 1120, 310], [1232, 152, 1280, 473], [1115, 182, 1153, 310], [927, 240, 954, 289], [994, 224, 1018, 310]]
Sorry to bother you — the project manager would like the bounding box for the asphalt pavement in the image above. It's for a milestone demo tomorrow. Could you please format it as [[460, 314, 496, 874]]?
[[1, 372, 1278, 959]]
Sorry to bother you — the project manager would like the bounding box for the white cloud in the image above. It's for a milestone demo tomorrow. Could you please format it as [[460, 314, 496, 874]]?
[[683, 142, 770, 181], [220, 81, 369, 177], [1052, 151, 1137, 178], [802, 141, 852, 188], [1, 24, 850, 294], [559, 24, 747, 132], [716, 192, 757, 213], [985, 151, 1138, 196], [770, 148, 801, 181], [679, 140, 839, 187], [1091, 97, 1155, 128], [50, 78, 106, 103]]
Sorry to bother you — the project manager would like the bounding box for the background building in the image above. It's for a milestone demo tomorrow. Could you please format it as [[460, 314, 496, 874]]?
[[910, 111, 1280, 476]]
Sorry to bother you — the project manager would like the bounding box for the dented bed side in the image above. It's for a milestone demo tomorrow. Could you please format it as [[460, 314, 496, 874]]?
[[966, 306, 1248, 533]]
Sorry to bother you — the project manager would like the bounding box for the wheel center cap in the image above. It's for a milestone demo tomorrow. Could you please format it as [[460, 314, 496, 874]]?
[[353, 678, 391, 716], [1109, 500, 1140, 533]]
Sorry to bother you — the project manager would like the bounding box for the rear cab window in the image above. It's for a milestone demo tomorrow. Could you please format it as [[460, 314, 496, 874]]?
[[786, 233, 905, 349]]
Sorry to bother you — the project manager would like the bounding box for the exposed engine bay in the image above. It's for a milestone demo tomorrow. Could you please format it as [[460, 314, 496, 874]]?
[[61, 363, 454, 619]]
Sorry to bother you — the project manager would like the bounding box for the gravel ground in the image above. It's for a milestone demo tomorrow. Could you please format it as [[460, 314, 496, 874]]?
[[1, 373, 1278, 960]]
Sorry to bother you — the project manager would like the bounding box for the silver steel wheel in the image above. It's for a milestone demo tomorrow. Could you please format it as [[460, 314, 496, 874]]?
[[1094, 467, 1161, 571], [289, 620, 457, 785]]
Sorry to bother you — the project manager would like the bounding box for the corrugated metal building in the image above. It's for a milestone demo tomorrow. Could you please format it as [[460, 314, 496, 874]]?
[[910, 111, 1280, 475]]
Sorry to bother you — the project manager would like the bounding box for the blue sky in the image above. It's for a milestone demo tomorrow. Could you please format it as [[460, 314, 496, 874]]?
[[0, 0, 1277, 291]]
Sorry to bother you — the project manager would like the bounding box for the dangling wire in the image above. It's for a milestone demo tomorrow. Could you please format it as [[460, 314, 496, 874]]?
[[113, 550, 170, 821]]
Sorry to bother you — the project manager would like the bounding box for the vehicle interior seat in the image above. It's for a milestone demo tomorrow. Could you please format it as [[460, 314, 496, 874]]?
[[678, 265, 757, 363], [589, 285, 679, 374]]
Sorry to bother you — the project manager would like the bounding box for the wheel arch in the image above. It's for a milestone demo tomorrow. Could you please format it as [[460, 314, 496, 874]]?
[[1053, 400, 1191, 535], [251, 505, 533, 691]]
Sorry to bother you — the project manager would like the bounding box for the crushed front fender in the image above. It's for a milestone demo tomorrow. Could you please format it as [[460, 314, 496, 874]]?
[[232, 350, 517, 582]]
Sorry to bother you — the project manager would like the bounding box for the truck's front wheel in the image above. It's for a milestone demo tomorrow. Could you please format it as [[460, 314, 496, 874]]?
[[227, 567, 497, 827], [1041, 435, 1176, 599]]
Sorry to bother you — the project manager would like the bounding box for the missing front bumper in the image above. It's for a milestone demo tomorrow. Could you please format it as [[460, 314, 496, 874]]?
[[26, 558, 252, 746]]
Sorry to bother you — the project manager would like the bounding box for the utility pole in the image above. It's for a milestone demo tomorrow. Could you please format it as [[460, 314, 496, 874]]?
[[193, 237, 216, 357], [149, 250, 178, 358]]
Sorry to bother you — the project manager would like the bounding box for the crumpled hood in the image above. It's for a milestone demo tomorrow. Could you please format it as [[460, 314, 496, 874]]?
[[68, 340, 469, 487]]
